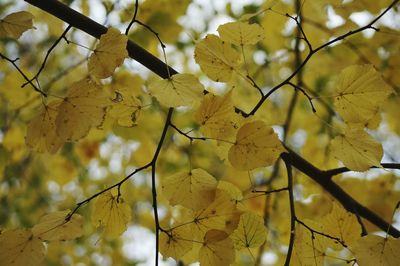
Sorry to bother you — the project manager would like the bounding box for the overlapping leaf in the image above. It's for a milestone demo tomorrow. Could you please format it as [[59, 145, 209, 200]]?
[[25, 100, 64, 153], [230, 212, 267, 250], [159, 226, 193, 260], [109, 88, 142, 127], [195, 90, 241, 140], [88, 27, 128, 79], [199, 230, 235, 266], [0, 11, 34, 39], [194, 34, 241, 82], [148, 73, 204, 107], [217, 21, 265, 46], [32, 210, 83, 241], [228, 120, 284, 170], [162, 168, 218, 211], [352, 235, 400, 266], [334, 64, 393, 124], [91, 190, 132, 238], [0, 229, 44, 266], [330, 125, 383, 171], [55, 77, 110, 141]]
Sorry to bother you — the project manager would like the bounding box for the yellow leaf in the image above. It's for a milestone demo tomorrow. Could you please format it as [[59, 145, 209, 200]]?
[[195, 90, 242, 141], [162, 168, 218, 211], [228, 120, 284, 170], [334, 64, 393, 124], [109, 90, 142, 127], [199, 230, 235, 266], [352, 235, 400, 266], [330, 125, 383, 171], [148, 73, 204, 107], [32, 210, 83, 241], [88, 27, 128, 79], [56, 77, 110, 141], [194, 34, 241, 82], [91, 190, 132, 238], [320, 202, 361, 249], [25, 101, 64, 153], [217, 21, 265, 46], [0, 229, 44, 266], [0, 11, 35, 39], [159, 226, 193, 260], [230, 212, 267, 250]]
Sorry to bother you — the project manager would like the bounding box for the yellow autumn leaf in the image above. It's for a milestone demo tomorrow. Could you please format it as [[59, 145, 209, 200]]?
[[334, 64, 393, 124], [230, 212, 267, 250], [320, 202, 361, 249], [148, 73, 204, 108], [194, 34, 241, 82], [91, 190, 132, 238], [109, 89, 142, 127], [88, 27, 128, 79], [330, 125, 383, 171], [199, 230, 235, 266], [195, 90, 242, 141], [352, 235, 400, 266], [162, 168, 218, 211], [0, 11, 35, 39], [217, 21, 265, 46], [0, 229, 44, 266], [25, 100, 64, 153], [159, 226, 193, 260], [228, 120, 284, 170], [56, 77, 110, 142], [32, 210, 83, 241]]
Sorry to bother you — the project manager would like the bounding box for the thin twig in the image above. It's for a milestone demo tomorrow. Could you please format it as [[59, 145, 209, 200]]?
[[125, 0, 139, 35], [283, 158, 296, 266]]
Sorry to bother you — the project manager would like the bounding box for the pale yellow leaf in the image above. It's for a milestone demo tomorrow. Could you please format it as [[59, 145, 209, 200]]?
[[162, 168, 218, 211], [330, 125, 383, 171], [352, 235, 400, 266], [109, 90, 142, 127], [91, 190, 132, 238], [32, 210, 83, 241], [228, 120, 284, 170], [218, 21, 265, 46], [148, 73, 204, 107], [199, 230, 235, 266], [159, 226, 193, 260], [0, 229, 44, 266], [56, 77, 110, 141], [88, 27, 128, 79], [194, 34, 241, 82], [334, 64, 393, 124], [25, 100, 64, 153], [230, 212, 267, 250], [0, 11, 34, 39]]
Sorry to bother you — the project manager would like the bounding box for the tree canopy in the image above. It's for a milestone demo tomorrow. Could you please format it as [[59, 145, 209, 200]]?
[[0, 0, 400, 265]]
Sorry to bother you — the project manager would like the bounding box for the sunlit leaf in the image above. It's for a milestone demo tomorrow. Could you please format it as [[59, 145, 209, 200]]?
[[91, 190, 132, 238], [159, 226, 193, 260], [330, 125, 383, 171], [194, 90, 241, 141], [334, 64, 393, 124], [32, 210, 83, 241], [55, 77, 110, 141], [320, 202, 361, 249], [217, 21, 265, 46], [162, 168, 218, 211], [199, 230, 235, 266], [230, 212, 267, 250], [148, 73, 204, 107], [228, 120, 284, 170], [352, 235, 400, 266], [109, 89, 142, 127], [194, 34, 241, 82], [88, 27, 128, 79], [0, 229, 44, 266], [25, 100, 64, 153], [0, 11, 34, 39]]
